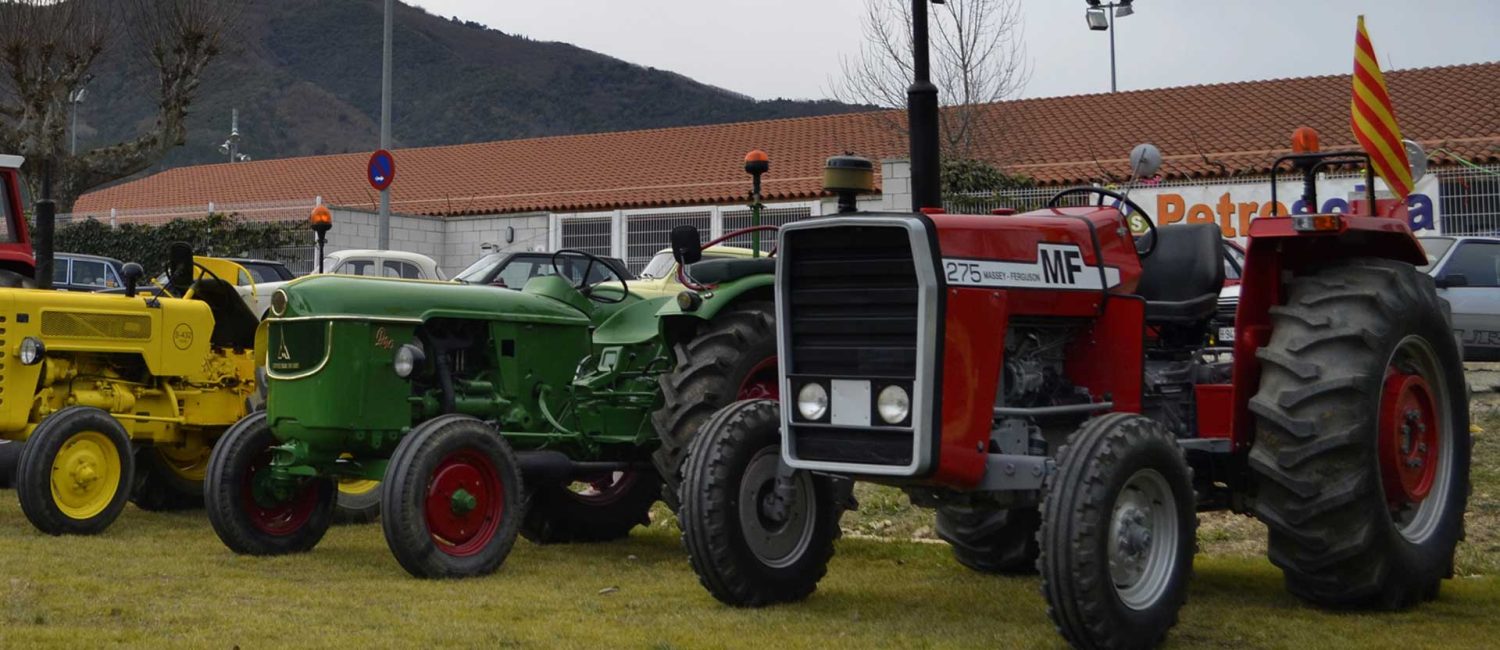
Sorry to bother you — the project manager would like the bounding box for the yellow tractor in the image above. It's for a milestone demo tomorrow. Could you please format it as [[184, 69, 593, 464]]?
[[5, 243, 263, 534]]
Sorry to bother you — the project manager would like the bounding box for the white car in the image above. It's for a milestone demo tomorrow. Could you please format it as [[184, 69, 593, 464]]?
[[240, 249, 446, 318]]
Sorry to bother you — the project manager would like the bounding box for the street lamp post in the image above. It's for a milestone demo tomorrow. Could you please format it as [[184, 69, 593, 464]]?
[[68, 75, 92, 155], [1085, 0, 1135, 93], [377, 0, 393, 250]]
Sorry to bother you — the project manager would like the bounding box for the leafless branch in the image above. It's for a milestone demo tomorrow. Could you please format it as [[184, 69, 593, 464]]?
[[829, 0, 1031, 161]]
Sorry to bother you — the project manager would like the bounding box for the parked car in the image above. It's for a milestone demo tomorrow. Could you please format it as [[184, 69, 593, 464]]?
[[1420, 236, 1500, 361], [241, 249, 445, 318], [227, 257, 295, 283], [608, 245, 763, 299], [454, 250, 633, 288], [53, 252, 125, 291]]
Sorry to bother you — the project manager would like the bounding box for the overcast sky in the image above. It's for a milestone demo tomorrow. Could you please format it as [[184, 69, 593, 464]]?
[[407, 0, 1499, 101]]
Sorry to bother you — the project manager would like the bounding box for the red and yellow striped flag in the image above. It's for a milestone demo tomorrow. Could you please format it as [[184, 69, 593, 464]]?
[[1351, 15, 1413, 200]]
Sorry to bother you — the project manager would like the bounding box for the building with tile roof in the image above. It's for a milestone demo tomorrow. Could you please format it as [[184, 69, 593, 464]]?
[[68, 62, 1500, 274]]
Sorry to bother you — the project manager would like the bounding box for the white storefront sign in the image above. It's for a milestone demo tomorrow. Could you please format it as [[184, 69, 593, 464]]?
[[1117, 174, 1441, 241]]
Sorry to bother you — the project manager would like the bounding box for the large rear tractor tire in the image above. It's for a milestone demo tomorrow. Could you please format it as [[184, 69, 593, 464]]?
[[205, 412, 337, 555], [1040, 413, 1197, 650], [936, 504, 1040, 574], [0, 440, 21, 488], [1249, 258, 1469, 609], [680, 400, 843, 606], [381, 415, 524, 578], [520, 470, 659, 544], [16, 407, 136, 535], [651, 301, 777, 511], [131, 441, 213, 511]]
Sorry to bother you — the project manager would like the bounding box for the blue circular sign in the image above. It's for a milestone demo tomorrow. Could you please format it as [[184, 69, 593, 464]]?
[[368, 149, 395, 191]]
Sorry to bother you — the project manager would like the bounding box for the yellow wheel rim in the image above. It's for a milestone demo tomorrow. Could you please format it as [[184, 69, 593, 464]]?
[[50, 430, 122, 520], [154, 438, 211, 483], [339, 478, 380, 496], [336, 453, 379, 496]]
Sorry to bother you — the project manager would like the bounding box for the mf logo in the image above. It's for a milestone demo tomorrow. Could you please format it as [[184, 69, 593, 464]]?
[[1039, 245, 1084, 285]]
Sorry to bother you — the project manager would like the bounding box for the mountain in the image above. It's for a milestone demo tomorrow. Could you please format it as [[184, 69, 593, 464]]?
[[75, 0, 869, 174]]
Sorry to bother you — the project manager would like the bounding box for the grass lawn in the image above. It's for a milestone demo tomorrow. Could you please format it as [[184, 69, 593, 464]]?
[[0, 411, 1494, 648]]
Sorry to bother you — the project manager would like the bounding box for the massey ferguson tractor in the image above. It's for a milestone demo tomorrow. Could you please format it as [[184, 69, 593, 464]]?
[[0, 160, 266, 534], [203, 227, 777, 578], [675, 4, 1470, 649]]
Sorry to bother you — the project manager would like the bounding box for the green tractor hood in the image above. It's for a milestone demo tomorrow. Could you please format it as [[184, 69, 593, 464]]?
[[276, 275, 592, 326]]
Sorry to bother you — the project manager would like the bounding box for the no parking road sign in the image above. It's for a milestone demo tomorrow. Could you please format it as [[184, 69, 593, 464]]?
[[368, 149, 395, 191]]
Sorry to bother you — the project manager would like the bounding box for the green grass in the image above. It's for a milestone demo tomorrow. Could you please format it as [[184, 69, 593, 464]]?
[[0, 411, 1494, 648]]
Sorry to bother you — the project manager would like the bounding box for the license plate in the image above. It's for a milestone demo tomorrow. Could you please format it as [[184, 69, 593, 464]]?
[[1218, 327, 1235, 343]]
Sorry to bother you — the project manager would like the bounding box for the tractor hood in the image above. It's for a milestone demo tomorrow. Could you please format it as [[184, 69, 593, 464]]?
[[276, 275, 591, 326]]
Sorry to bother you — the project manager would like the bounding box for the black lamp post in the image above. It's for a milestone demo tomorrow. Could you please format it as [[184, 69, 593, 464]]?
[[310, 205, 332, 273], [744, 149, 769, 257]]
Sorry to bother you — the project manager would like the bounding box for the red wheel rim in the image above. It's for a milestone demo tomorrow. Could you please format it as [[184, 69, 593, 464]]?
[[425, 448, 505, 557], [241, 453, 319, 536], [566, 471, 638, 506], [1378, 367, 1441, 506], [738, 357, 779, 401]]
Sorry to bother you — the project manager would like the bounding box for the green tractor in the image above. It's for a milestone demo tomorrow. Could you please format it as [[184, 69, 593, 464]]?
[[204, 231, 777, 577]]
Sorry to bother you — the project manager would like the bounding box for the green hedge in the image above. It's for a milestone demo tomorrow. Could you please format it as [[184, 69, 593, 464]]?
[[54, 213, 307, 272]]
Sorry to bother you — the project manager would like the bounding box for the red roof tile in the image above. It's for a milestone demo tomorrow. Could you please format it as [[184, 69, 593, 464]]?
[[74, 63, 1499, 220]]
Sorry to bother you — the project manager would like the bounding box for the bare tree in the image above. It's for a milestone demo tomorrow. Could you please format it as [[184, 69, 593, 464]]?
[[832, 0, 1030, 161], [0, 0, 236, 285]]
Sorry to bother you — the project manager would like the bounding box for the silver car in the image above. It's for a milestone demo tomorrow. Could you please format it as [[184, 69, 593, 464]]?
[[1421, 236, 1500, 361]]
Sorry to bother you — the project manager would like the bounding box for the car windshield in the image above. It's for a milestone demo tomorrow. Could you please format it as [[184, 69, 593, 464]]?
[[241, 263, 290, 283], [1417, 237, 1455, 272], [639, 252, 676, 279], [455, 253, 506, 283]]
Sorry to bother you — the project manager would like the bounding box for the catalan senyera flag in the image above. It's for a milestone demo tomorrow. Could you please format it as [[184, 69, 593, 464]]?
[[1351, 15, 1413, 200]]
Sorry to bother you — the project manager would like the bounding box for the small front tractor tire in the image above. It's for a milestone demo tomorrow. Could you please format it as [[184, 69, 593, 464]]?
[[334, 478, 383, 525], [936, 504, 1040, 574], [1040, 413, 1197, 650], [680, 400, 843, 607], [520, 470, 660, 544], [205, 412, 337, 555], [381, 415, 524, 579], [16, 407, 136, 535], [652, 301, 777, 511], [1249, 258, 1469, 609]]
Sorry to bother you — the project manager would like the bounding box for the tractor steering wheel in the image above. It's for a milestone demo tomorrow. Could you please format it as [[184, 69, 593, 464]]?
[[179, 261, 229, 301], [1047, 187, 1159, 258], [551, 249, 629, 304]]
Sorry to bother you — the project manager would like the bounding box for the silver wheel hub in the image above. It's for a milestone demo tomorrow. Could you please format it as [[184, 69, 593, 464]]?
[[1108, 469, 1179, 611]]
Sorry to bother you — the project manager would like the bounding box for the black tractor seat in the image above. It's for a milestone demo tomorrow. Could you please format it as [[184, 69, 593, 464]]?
[[1134, 224, 1226, 324], [689, 257, 775, 285], [189, 278, 260, 349]]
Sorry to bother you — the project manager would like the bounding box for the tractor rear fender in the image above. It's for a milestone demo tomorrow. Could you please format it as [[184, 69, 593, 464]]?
[[1227, 214, 1427, 449], [654, 274, 774, 349]]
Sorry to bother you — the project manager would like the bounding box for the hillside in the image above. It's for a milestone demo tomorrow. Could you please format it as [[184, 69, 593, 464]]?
[[75, 0, 867, 174]]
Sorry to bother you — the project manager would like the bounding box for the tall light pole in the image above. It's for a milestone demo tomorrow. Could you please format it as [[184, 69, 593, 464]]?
[[377, 0, 393, 249], [1085, 0, 1135, 93], [68, 75, 92, 155], [219, 108, 250, 163]]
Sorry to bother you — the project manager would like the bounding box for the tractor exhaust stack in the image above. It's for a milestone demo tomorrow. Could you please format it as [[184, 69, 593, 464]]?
[[908, 0, 944, 212]]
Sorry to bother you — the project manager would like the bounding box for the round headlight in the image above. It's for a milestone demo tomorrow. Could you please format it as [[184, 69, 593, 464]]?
[[393, 343, 424, 378], [796, 382, 829, 421], [269, 289, 288, 317], [876, 385, 911, 424], [17, 337, 44, 366]]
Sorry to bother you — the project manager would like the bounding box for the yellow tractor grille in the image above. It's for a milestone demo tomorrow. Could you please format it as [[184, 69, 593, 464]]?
[[41, 312, 152, 340]]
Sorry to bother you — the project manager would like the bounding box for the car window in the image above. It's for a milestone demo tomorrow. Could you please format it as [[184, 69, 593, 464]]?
[[0, 172, 17, 243], [495, 259, 548, 287], [1417, 237, 1455, 272], [104, 265, 122, 289], [52, 259, 70, 285], [242, 263, 290, 283], [383, 260, 421, 279], [456, 253, 505, 283], [71, 260, 110, 288], [1442, 241, 1500, 287], [639, 252, 675, 280], [335, 259, 378, 276]]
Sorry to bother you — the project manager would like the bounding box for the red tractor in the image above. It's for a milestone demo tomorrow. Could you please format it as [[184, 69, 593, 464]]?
[[675, 5, 1469, 649]]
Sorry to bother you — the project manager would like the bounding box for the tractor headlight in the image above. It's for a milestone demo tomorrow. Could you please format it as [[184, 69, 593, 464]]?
[[269, 289, 288, 317], [796, 382, 829, 421], [17, 337, 44, 366], [393, 343, 425, 378], [876, 384, 911, 424]]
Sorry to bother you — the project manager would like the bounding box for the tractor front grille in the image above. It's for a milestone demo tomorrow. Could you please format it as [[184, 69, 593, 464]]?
[[782, 222, 924, 469], [41, 311, 151, 339]]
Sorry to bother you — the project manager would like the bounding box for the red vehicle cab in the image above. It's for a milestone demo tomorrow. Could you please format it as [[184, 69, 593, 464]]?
[[0, 154, 36, 283]]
